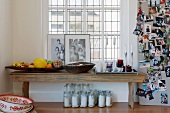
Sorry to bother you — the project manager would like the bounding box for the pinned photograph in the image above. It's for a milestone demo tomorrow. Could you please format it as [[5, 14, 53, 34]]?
[[139, 43, 146, 53], [143, 50, 150, 61], [136, 87, 154, 100], [148, 0, 160, 7], [165, 7, 170, 14], [149, 81, 159, 91], [139, 61, 151, 68], [165, 66, 170, 77], [157, 4, 166, 16], [154, 71, 162, 79], [143, 34, 150, 42], [153, 17, 164, 27], [152, 58, 160, 66], [158, 63, 165, 71], [147, 66, 154, 75], [164, 15, 170, 24], [156, 38, 165, 45], [145, 14, 154, 22], [148, 40, 156, 51], [161, 92, 168, 104], [149, 7, 157, 14], [151, 28, 164, 37], [144, 24, 152, 33], [162, 44, 169, 56], [155, 46, 162, 56], [158, 80, 167, 91]]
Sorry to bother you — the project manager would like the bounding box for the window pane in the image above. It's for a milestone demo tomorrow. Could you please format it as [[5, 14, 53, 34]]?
[[90, 36, 102, 60], [68, 0, 83, 7], [68, 10, 83, 33], [87, 0, 101, 6], [104, 0, 120, 7], [87, 10, 102, 33], [49, 0, 64, 7], [49, 10, 65, 34]]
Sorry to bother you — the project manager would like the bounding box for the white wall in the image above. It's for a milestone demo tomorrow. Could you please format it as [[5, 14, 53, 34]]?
[[13, 0, 138, 102], [0, 0, 13, 94]]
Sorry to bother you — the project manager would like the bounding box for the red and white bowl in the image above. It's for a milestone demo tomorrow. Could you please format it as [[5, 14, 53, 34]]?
[[0, 94, 34, 113]]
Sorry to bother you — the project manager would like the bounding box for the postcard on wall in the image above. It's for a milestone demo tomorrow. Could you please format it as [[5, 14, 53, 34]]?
[[158, 80, 167, 91], [161, 92, 168, 104], [139, 61, 151, 68]]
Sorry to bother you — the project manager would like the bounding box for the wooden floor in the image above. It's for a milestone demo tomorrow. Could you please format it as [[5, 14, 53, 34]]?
[[34, 102, 170, 113]]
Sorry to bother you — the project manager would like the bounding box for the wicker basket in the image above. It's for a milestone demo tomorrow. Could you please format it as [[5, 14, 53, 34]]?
[[63, 62, 95, 74]]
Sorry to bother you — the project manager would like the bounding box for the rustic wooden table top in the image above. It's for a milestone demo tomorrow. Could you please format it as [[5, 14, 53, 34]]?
[[10, 70, 146, 83]]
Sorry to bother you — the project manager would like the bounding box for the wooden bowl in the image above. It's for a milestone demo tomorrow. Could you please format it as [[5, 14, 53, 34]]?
[[63, 62, 95, 74]]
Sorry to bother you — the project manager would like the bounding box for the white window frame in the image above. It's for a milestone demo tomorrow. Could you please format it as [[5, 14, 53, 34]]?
[[41, 0, 130, 63]]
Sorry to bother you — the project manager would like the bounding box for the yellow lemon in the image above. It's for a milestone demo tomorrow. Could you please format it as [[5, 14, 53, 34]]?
[[34, 58, 47, 68]]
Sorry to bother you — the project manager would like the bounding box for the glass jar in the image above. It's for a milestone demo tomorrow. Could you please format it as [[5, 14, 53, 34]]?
[[106, 91, 112, 107], [82, 84, 90, 92], [65, 83, 74, 92], [98, 91, 105, 107], [72, 91, 80, 107], [63, 91, 71, 107], [75, 84, 81, 92], [80, 91, 88, 107], [88, 91, 95, 107]]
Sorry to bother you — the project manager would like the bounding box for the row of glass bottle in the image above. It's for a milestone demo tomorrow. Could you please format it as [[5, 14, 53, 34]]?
[[63, 83, 112, 108], [65, 83, 90, 92]]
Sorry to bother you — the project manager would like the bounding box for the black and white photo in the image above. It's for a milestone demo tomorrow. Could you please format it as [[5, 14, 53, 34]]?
[[47, 34, 65, 63], [65, 34, 90, 64]]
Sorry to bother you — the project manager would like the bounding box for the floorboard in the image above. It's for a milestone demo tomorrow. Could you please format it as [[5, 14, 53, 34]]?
[[34, 102, 170, 113]]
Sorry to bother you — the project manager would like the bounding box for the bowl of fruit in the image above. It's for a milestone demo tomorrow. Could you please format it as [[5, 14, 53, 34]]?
[[5, 58, 64, 72]]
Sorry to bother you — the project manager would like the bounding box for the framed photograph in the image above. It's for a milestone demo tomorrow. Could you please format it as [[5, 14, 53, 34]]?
[[47, 34, 65, 63], [65, 34, 90, 64]]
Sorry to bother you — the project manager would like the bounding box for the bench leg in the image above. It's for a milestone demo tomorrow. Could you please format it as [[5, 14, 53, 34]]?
[[22, 82, 29, 98], [128, 82, 135, 109]]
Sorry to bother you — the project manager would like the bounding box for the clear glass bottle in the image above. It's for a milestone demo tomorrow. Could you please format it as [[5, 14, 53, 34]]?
[[82, 84, 90, 92], [63, 91, 71, 107], [88, 91, 95, 107], [98, 91, 105, 107], [75, 84, 81, 92], [65, 83, 74, 92], [72, 91, 79, 107], [80, 91, 88, 107], [106, 91, 112, 107]]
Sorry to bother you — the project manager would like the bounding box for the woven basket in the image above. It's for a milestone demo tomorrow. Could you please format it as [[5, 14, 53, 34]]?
[[63, 62, 95, 74]]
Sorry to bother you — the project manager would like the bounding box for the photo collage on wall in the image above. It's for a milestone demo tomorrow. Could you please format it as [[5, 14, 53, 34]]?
[[134, 0, 170, 103]]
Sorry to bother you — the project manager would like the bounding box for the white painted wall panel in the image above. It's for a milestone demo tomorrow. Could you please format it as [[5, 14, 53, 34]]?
[[0, 0, 13, 94]]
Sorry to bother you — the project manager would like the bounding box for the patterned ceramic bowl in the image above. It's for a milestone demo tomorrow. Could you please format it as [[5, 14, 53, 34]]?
[[0, 94, 34, 113]]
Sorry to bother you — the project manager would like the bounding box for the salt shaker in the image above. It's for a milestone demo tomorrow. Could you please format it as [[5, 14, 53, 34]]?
[[80, 91, 88, 107], [63, 91, 71, 107], [72, 91, 79, 107], [98, 91, 105, 107], [106, 91, 112, 107], [88, 91, 95, 107]]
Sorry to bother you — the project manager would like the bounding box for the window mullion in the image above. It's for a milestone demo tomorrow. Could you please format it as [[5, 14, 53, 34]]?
[[102, 0, 104, 61], [65, 0, 68, 33], [83, 0, 86, 33]]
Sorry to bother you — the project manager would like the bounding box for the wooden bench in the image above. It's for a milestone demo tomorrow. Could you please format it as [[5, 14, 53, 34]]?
[[10, 70, 146, 109]]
